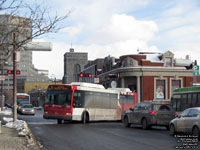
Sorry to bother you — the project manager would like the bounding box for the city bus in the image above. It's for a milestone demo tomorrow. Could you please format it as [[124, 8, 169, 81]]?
[[17, 93, 30, 105], [109, 88, 137, 117], [43, 82, 137, 124], [171, 86, 200, 114]]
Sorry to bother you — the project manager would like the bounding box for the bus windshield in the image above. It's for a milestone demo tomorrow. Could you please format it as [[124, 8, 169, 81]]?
[[17, 94, 30, 104], [45, 90, 72, 107]]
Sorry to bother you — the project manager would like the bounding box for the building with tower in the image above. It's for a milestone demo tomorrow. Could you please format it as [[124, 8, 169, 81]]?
[[62, 48, 88, 84]]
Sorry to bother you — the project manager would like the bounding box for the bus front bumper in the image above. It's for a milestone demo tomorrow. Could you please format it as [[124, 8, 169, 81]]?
[[43, 114, 72, 121]]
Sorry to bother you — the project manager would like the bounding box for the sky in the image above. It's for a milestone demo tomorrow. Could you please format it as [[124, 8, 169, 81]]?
[[31, 0, 200, 79]]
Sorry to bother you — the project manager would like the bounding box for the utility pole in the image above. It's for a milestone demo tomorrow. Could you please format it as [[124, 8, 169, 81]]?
[[1, 63, 5, 111], [13, 33, 17, 122]]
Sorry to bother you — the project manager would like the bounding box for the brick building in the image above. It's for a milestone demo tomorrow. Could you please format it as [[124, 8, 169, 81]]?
[[98, 51, 199, 103]]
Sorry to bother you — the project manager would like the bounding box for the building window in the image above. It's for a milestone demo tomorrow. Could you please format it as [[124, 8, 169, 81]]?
[[171, 80, 181, 95], [165, 57, 172, 67], [156, 80, 165, 100]]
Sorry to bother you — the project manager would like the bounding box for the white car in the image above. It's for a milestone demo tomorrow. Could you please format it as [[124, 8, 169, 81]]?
[[20, 104, 35, 115], [169, 107, 200, 139]]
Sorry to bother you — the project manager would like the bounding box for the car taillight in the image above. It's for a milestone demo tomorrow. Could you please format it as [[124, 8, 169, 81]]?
[[149, 111, 156, 115], [174, 112, 178, 116]]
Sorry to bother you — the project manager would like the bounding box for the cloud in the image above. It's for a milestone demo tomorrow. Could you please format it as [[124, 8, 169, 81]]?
[[32, 0, 200, 80], [60, 23, 84, 36], [33, 13, 160, 79], [88, 14, 158, 44]]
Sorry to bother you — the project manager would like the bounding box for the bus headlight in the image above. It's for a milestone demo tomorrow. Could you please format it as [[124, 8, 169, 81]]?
[[66, 113, 71, 116]]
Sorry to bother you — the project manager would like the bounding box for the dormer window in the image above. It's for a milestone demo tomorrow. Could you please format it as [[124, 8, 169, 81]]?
[[165, 57, 172, 67]]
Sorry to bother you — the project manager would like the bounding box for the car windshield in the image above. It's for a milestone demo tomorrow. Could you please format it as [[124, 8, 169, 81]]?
[[22, 105, 33, 108]]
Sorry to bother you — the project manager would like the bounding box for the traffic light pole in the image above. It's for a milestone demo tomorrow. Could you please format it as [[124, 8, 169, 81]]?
[[1, 64, 4, 111], [13, 33, 17, 122]]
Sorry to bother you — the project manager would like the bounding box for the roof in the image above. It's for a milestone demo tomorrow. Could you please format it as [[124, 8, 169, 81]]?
[[71, 82, 105, 89], [174, 86, 200, 93], [145, 53, 162, 62]]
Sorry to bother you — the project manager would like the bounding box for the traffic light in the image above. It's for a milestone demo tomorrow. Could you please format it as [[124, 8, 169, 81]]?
[[80, 73, 84, 77], [88, 74, 92, 78], [79, 73, 92, 78], [16, 70, 21, 75], [7, 70, 21, 75], [7, 70, 13, 74]]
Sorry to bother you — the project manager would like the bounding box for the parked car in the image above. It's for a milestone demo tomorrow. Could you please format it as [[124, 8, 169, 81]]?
[[123, 102, 175, 130], [19, 104, 35, 115], [5, 103, 13, 109], [169, 107, 200, 139]]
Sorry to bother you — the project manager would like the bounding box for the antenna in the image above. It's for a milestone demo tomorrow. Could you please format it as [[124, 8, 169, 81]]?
[[69, 43, 74, 52]]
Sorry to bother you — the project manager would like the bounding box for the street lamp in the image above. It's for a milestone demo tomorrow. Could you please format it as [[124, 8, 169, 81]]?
[[12, 33, 52, 122]]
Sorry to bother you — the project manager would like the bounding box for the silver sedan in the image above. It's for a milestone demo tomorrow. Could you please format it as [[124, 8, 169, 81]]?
[[20, 104, 35, 115], [169, 107, 200, 138]]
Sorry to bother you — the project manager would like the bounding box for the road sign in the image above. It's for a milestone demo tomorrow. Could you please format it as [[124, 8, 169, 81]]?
[[94, 78, 99, 83], [0, 75, 5, 81], [193, 65, 199, 76]]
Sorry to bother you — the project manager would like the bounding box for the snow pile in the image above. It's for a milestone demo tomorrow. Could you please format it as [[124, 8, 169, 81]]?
[[0, 107, 38, 148], [0, 107, 12, 115], [1, 107, 29, 137], [4, 119, 25, 130]]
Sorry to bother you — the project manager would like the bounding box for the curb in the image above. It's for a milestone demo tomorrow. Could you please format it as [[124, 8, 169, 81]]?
[[25, 122, 41, 150]]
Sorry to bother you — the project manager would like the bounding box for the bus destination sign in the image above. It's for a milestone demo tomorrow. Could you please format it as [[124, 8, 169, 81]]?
[[49, 85, 70, 91]]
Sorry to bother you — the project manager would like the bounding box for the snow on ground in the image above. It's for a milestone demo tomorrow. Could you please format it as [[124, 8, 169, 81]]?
[[0, 107, 29, 136], [0, 107, 12, 115]]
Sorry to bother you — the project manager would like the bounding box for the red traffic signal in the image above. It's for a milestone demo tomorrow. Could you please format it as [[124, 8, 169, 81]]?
[[88, 74, 92, 78], [80, 73, 84, 77], [7, 70, 13, 74], [79, 73, 92, 78], [7, 70, 21, 75], [16, 70, 21, 75]]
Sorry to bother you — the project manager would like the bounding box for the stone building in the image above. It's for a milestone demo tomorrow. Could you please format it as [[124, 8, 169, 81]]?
[[62, 48, 88, 84]]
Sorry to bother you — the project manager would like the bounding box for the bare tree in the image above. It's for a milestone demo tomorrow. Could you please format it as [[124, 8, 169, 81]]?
[[0, 0, 69, 121], [0, 0, 69, 59]]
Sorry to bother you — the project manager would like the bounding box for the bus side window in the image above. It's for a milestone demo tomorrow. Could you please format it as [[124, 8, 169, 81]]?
[[73, 92, 82, 107], [188, 94, 192, 107], [182, 94, 188, 110], [198, 94, 200, 105], [192, 93, 197, 106]]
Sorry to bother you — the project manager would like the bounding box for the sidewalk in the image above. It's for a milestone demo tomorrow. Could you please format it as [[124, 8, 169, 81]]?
[[0, 126, 31, 150], [0, 108, 40, 150]]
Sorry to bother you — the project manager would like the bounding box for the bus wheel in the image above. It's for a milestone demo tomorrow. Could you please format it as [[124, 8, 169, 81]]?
[[124, 116, 130, 127], [57, 119, 62, 124], [82, 112, 89, 124]]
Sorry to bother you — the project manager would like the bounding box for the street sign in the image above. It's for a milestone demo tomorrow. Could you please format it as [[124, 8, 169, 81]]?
[[0, 75, 5, 81], [94, 78, 99, 83], [193, 65, 199, 76]]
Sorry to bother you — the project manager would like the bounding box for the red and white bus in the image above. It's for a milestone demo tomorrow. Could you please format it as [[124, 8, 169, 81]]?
[[114, 88, 137, 115], [43, 82, 137, 124]]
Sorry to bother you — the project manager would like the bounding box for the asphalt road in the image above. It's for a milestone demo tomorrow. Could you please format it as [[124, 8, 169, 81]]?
[[18, 109, 200, 150]]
